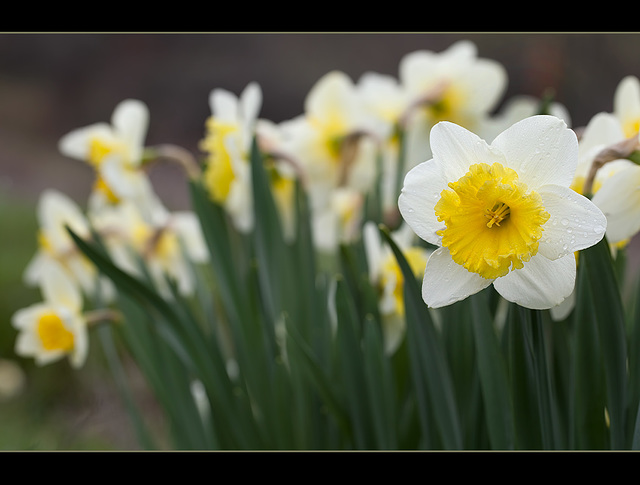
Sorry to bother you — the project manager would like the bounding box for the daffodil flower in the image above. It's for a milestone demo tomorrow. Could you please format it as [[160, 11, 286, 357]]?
[[363, 221, 431, 354], [57, 99, 159, 219], [399, 115, 607, 309], [276, 71, 380, 250], [91, 201, 206, 298], [12, 260, 88, 368], [483, 95, 572, 143], [356, 71, 412, 215], [58, 99, 148, 168], [24, 189, 103, 299], [398, 40, 507, 167], [200, 82, 262, 233]]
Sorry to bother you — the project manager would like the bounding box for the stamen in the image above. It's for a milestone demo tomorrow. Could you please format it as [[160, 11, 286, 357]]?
[[485, 202, 510, 228]]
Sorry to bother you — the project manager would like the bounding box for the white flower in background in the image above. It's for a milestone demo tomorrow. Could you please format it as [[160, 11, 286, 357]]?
[[548, 112, 633, 321], [613, 75, 640, 138], [12, 260, 89, 368], [572, 109, 640, 246], [572, 112, 635, 196], [91, 201, 207, 298], [399, 40, 507, 166], [483, 95, 572, 143], [200, 82, 262, 234], [590, 161, 640, 246], [58, 99, 156, 213], [363, 222, 431, 354], [276, 71, 380, 250], [24, 189, 109, 300], [399, 115, 606, 310], [312, 186, 364, 251], [356, 71, 412, 214]]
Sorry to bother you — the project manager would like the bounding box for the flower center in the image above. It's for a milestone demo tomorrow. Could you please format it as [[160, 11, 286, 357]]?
[[435, 162, 550, 279], [37, 312, 74, 352], [485, 201, 510, 228]]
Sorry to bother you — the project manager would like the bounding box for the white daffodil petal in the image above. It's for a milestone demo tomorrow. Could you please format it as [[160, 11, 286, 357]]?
[[40, 261, 82, 314], [493, 253, 576, 309], [591, 165, 640, 244], [210, 88, 239, 124], [421, 247, 493, 308], [537, 184, 607, 260], [491, 115, 578, 189], [458, 60, 507, 114], [305, 71, 355, 123], [39, 189, 90, 251], [240, 82, 262, 127], [172, 212, 209, 264], [58, 123, 113, 161], [11, 304, 47, 331], [429, 121, 505, 181], [398, 159, 448, 247], [111, 99, 149, 163]]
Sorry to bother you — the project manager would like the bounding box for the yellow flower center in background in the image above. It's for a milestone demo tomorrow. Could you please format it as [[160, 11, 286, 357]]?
[[435, 162, 550, 279], [622, 117, 640, 139], [427, 85, 469, 126], [37, 312, 74, 352], [380, 247, 429, 316], [93, 175, 122, 204], [201, 118, 238, 204]]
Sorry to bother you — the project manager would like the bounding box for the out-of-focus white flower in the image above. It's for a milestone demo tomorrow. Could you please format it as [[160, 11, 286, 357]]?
[[276, 71, 380, 251], [356, 71, 412, 214], [295, 70, 378, 193], [591, 162, 640, 246], [547, 112, 634, 321], [399, 40, 507, 166], [311, 186, 364, 252], [24, 189, 112, 301], [363, 222, 431, 354], [483, 95, 572, 143], [200, 82, 262, 234], [613, 75, 640, 138], [399, 116, 606, 310], [572, 112, 633, 195], [58, 99, 154, 211], [91, 201, 206, 298], [12, 260, 89, 368]]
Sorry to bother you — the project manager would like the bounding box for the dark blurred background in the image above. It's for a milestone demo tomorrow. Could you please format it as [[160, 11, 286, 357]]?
[[1, 32, 639, 450], [1, 32, 639, 209]]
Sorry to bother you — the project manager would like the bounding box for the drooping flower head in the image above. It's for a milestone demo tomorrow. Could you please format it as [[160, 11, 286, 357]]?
[[12, 260, 89, 368], [399, 115, 606, 310], [58, 99, 153, 210]]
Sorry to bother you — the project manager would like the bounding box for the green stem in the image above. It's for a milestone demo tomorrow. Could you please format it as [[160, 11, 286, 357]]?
[[520, 307, 561, 450]]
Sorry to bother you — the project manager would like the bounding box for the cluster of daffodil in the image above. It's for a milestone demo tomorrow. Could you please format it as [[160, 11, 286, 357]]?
[[10, 40, 640, 450]]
